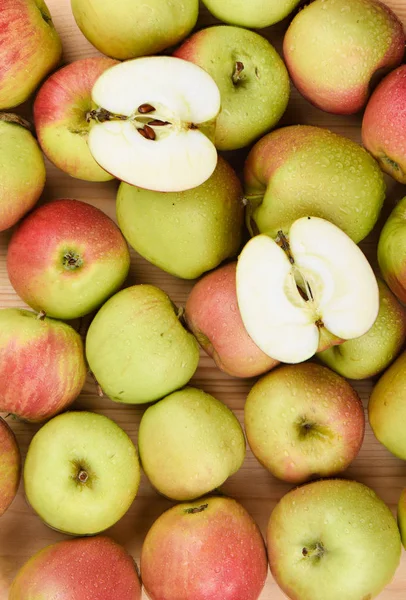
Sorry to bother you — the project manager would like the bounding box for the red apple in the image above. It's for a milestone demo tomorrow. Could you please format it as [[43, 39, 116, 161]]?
[[7, 199, 131, 320], [0, 418, 20, 516], [34, 57, 118, 182], [9, 536, 142, 600], [0, 308, 87, 422], [141, 496, 268, 600], [185, 262, 278, 377]]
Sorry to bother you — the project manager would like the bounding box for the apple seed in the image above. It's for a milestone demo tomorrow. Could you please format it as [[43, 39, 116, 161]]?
[[138, 103, 155, 114]]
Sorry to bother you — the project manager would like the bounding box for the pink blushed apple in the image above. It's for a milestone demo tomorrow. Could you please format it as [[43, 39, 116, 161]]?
[[0, 418, 20, 516]]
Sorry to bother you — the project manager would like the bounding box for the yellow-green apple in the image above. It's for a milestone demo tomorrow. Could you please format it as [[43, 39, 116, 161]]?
[[0, 116, 45, 232], [397, 489, 406, 548], [7, 199, 130, 320], [34, 58, 118, 182], [318, 279, 406, 380], [141, 496, 268, 600], [0, 418, 20, 517], [378, 196, 406, 303], [9, 536, 141, 600], [237, 217, 379, 364], [363, 66, 406, 183], [24, 411, 140, 535], [71, 0, 198, 60], [87, 57, 221, 192], [283, 0, 405, 115], [245, 125, 386, 242], [185, 262, 278, 377], [116, 157, 243, 280], [369, 350, 406, 459], [86, 285, 200, 405], [267, 479, 401, 600], [138, 387, 245, 501], [245, 363, 364, 484], [202, 0, 301, 28], [174, 26, 290, 151], [0, 0, 62, 109], [0, 309, 86, 422]]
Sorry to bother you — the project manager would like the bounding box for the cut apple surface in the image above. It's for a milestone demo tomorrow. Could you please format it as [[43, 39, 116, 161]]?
[[88, 56, 221, 192], [237, 217, 379, 364]]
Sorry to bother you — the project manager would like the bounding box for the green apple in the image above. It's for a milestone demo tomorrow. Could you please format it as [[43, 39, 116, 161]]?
[[268, 479, 401, 600], [24, 411, 140, 535], [0, 418, 20, 517], [202, 0, 301, 28], [138, 387, 245, 501], [397, 489, 406, 548], [378, 196, 406, 304], [174, 26, 290, 151], [245, 125, 386, 243], [318, 279, 406, 379], [86, 285, 200, 404], [116, 157, 243, 280]]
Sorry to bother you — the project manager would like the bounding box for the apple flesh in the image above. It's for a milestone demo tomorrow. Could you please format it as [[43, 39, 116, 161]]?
[[9, 536, 141, 600], [0, 309, 86, 422], [24, 411, 140, 535], [34, 57, 118, 181], [245, 125, 386, 243], [138, 387, 245, 501], [283, 0, 405, 115], [202, 0, 301, 28], [116, 157, 243, 280], [397, 489, 406, 549], [268, 479, 401, 600], [236, 217, 379, 364], [0, 116, 46, 232], [71, 0, 198, 60], [7, 199, 131, 320], [185, 262, 278, 377], [87, 57, 221, 192], [141, 496, 268, 600], [0, 418, 21, 517], [174, 25, 290, 151], [378, 196, 406, 304]]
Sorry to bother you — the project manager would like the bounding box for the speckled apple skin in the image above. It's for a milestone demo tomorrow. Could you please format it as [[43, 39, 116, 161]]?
[[9, 536, 141, 600], [0, 418, 20, 516], [141, 496, 268, 600], [283, 0, 405, 115], [378, 196, 406, 304]]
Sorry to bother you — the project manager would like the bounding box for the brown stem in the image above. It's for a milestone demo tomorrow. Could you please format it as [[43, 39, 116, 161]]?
[[0, 113, 33, 131]]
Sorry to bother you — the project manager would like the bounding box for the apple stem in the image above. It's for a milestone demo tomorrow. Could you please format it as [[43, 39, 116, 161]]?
[[37, 311, 46, 321], [184, 503, 209, 514], [0, 113, 33, 131], [277, 231, 295, 265], [87, 108, 127, 124], [90, 372, 104, 398], [232, 61, 245, 85]]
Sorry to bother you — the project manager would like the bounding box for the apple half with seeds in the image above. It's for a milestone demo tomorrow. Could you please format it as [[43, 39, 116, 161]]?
[[237, 217, 379, 364], [87, 56, 221, 192]]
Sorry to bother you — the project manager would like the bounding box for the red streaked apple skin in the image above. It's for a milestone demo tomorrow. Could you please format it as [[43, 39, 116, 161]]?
[[0, 418, 20, 516], [141, 496, 268, 600], [0, 309, 87, 422], [185, 262, 278, 377], [9, 536, 142, 600], [34, 57, 118, 181]]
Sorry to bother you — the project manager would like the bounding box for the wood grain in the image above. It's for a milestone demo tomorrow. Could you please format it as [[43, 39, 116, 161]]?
[[1, 1, 406, 598]]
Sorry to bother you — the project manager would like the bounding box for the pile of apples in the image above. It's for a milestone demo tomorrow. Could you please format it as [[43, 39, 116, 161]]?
[[1, 0, 406, 598]]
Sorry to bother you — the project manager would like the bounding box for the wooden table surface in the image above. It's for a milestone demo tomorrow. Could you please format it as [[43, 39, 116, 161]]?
[[1, 1, 406, 598]]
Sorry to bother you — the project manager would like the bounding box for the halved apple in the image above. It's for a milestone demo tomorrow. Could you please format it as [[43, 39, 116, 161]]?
[[236, 217, 379, 364], [87, 56, 221, 192]]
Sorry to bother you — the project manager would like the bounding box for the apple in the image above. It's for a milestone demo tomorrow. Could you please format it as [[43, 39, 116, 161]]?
[[0, 308, 86, 422], [0, 115, 46, 232], [245, 125, 386, 243], [283, 0, 405, 115], [87, 56, 221, 192], [174, 25, 290, 151], [9, 536, 141, 600], [268, 479, 401, 600], [7, 199, 131, 320], [201, 0, 301, 28], [363, 65, 406, 184], [0, 418, 21, 517], [34, 57, 118, 182], [116, 157, 243, 280], [369, 350, 406, 460], [24, 411, 140, 535], [138, 387, 245, 501], [318, 278, 406, 380], [185, 262, 278, 378], [397, 489, 406, 548], [71, 0, 198, 60], [86, 285, 200, 404], [378, 195, 406, 304], [141, 496, 268, 600], [236, 216, 379, 364], [0, 0, 62, 109]]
